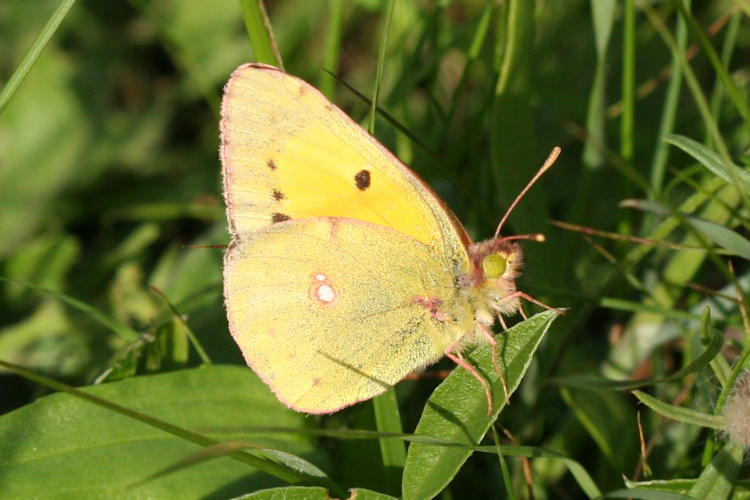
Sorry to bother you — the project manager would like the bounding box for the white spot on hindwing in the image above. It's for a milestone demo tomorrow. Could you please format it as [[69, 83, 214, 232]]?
[[317, 284, 335, 303], [309, 271, 336, 305]]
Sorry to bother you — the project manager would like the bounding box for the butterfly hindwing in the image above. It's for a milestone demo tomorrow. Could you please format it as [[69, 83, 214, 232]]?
[[223, 217, 473, 414]]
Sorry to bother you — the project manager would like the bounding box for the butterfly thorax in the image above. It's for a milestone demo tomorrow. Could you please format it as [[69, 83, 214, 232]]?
[[442, 238, 523, 353]]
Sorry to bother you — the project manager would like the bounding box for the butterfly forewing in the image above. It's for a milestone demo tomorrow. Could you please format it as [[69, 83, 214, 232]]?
[[220, 63, 470, 272]]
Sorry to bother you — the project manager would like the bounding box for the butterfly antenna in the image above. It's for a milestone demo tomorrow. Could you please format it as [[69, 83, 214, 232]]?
[[492, 146, 561, 240], [498, 233, 546, 244]]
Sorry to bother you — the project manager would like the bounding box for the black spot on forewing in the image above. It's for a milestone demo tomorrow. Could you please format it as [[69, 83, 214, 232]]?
[[271, 213, 291, 223], [272, 189, 285, 201], [354, 170, 371, 191], [267, 159, 277, 170]]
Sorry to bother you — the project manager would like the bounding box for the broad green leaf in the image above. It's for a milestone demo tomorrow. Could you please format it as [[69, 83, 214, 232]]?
[[241, 486, 397, 499], [402, 310, 561, 500], [0, 365, 316, 499]]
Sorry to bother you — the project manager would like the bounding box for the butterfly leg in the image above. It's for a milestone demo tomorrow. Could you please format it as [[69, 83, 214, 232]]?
[[519, 303, 528, 320], [444, 344, 494, 415], [498, 314, 509, 330], [499, 290, 564, 315], [477, 322, 510, 406]]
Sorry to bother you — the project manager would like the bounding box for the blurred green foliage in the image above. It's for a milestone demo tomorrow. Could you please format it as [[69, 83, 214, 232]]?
[[1, 0, 749, 498]]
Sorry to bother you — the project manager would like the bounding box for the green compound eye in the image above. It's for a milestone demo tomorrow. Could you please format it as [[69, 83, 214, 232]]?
[[482, 253, 507, 279]]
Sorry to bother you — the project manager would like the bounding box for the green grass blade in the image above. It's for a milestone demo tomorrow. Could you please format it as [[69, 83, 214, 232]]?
[[621, 198, 750, 259], [368, 0, 396, 134], [239, 0, 283, 67], [130, 441, 332, 491], [490, 0, 544, 234], [371, 390, 405, 495], [631, 390, 725, 429], [0, 277, 139, 341], [0, 0, 77, 114], [620, 0, 636, 164], [674, 1, 750, 127], [490, 425, 516, 500], [320, 0, 344, 98], [688, 443, 744, 499], [148, 284, 212, 365], [664, 133, 750, 190], [558, 307, 722, 391], [649, 0, 689, 195], [638, 0, 748, 223]]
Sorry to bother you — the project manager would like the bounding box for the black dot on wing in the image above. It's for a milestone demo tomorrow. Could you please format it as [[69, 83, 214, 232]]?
[[272, 189, 285, 201], [271, 213, 291, 223], [354, 169, 371, 191], [267, 159, 277, 170]]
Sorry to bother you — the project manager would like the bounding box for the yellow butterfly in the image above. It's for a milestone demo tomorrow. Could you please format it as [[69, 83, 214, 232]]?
[[221, 63, 559, 414]]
